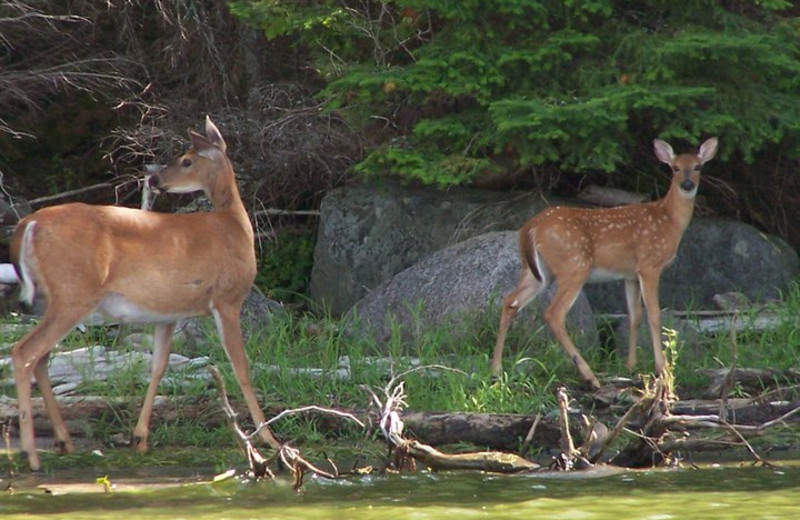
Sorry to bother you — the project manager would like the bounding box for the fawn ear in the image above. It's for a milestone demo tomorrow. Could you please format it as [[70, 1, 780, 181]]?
[[698, 137, 718, 164], [653, 139, 675, 165]]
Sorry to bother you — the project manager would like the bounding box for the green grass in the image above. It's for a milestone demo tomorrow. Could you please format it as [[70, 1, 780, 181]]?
[[2, 280, 799, 471]]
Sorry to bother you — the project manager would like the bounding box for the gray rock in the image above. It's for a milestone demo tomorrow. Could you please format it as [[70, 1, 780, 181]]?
[[310, 182, 554, 316], [350, 231, 598, 352], [312, 183, 798, 318], [240, 285, 286, 335]]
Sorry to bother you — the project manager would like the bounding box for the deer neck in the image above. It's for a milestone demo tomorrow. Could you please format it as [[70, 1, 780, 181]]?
[[659, 179, 697, 232], [206, 162, 253, 236]]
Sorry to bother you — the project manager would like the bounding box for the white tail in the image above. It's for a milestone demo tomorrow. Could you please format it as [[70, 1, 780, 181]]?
[[10, 117, 281, 470], [491, 137, 719, 388]]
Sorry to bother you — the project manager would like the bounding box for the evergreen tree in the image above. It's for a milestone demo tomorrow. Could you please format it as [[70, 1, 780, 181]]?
[[230, 1, 800, 242]]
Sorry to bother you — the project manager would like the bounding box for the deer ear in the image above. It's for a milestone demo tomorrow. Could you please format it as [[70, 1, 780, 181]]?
[[189, 128, 224, 160], [653, 139, 675, 165], [204, 116, 227, 153], [189, 130, 213, 153], [698, 137, 718, 164]]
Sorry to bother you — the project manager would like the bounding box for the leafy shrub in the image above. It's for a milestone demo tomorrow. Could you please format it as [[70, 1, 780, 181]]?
[[255, 230, 315, 304], [230, 0, 800, 247]]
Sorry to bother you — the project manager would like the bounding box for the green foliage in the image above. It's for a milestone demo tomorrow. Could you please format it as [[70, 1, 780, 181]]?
[[255, 230, 315, 303], [229, 0, 800, 193]]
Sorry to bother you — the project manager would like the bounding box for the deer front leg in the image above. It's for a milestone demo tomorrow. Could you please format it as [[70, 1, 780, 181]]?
[[639, 272, 667, 376], [132, 322, 176, 451], [623, 278, 644, 372], [211, 304, 282, 450]]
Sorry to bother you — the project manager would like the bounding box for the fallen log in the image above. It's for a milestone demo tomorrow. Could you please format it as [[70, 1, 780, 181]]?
[[697, 368, 800, 398], [2, 394, 798, 452], [672, 398, 800, 425], [402, 411, 562, 451]]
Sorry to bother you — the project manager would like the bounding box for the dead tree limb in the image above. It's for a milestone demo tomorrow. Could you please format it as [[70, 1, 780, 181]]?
[[209, 365, 362, 487], [363, 373, 541, 473]]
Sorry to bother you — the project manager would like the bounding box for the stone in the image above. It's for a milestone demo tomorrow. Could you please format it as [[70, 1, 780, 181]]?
[[312, 183, 798, 318], [350, 231, 598, 353], [310, 182, 554, 316]]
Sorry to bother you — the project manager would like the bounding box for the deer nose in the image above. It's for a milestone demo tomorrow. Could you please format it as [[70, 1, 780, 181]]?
[[680, 179, 695, 191]]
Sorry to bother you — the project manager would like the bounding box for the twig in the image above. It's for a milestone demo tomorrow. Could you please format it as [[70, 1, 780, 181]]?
[[251, 405, 365, 440], [519, 413, 541, 456], [208, 365, 361, 485], [26, 182, 114, 207], [590, 396, 646, 463], [556, 387, 576, 456], [551, 387, 593, 470], [720, 419, 772, 467], [758, 403, 800, 430], [718, 312, 739, 421]]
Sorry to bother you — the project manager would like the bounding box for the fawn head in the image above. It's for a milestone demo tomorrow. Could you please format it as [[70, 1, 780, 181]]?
[[653, 137, 718, 198]]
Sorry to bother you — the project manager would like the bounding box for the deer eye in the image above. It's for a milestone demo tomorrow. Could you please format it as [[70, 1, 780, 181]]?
[[694, 164, 702, 171], [672, 166, 680, 173], [181, 158, 192, 168]]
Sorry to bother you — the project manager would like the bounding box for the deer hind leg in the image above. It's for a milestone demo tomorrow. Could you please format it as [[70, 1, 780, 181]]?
[[211, 304, 281, 450], [624, 278, 644, 371], [12, 303, 93, 470], [639, 272, 666, 376], [32, 351, 74, 455], [491, 268, 544, 378], [543, 276, 601, 389], [132, 322, 176, 452]]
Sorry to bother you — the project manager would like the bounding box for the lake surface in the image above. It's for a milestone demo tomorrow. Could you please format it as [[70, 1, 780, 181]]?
[[1, 462, 798, 519]]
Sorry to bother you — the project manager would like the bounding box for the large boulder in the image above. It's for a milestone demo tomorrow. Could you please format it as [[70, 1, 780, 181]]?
[[350, 231, 598, 350], [583, 218, 799, 313], [310, 182, 553, 316], [312, 183, 798, 316]]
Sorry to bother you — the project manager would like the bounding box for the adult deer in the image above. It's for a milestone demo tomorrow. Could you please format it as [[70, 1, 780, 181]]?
[[10, 116, 281, 470], [490, 137, 718, 388]]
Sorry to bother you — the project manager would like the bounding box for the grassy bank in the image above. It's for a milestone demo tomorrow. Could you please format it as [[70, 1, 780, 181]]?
[[1, 281, 799, 471]]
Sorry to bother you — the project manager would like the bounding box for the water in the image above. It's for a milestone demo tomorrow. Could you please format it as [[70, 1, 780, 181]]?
[[1, 463, 798, 519]]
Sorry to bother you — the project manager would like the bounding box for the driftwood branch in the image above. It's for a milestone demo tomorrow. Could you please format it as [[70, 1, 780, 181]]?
[[24, 178, 141, 209], [363, 375, 541, 473], [208, 365, 362, 487]]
